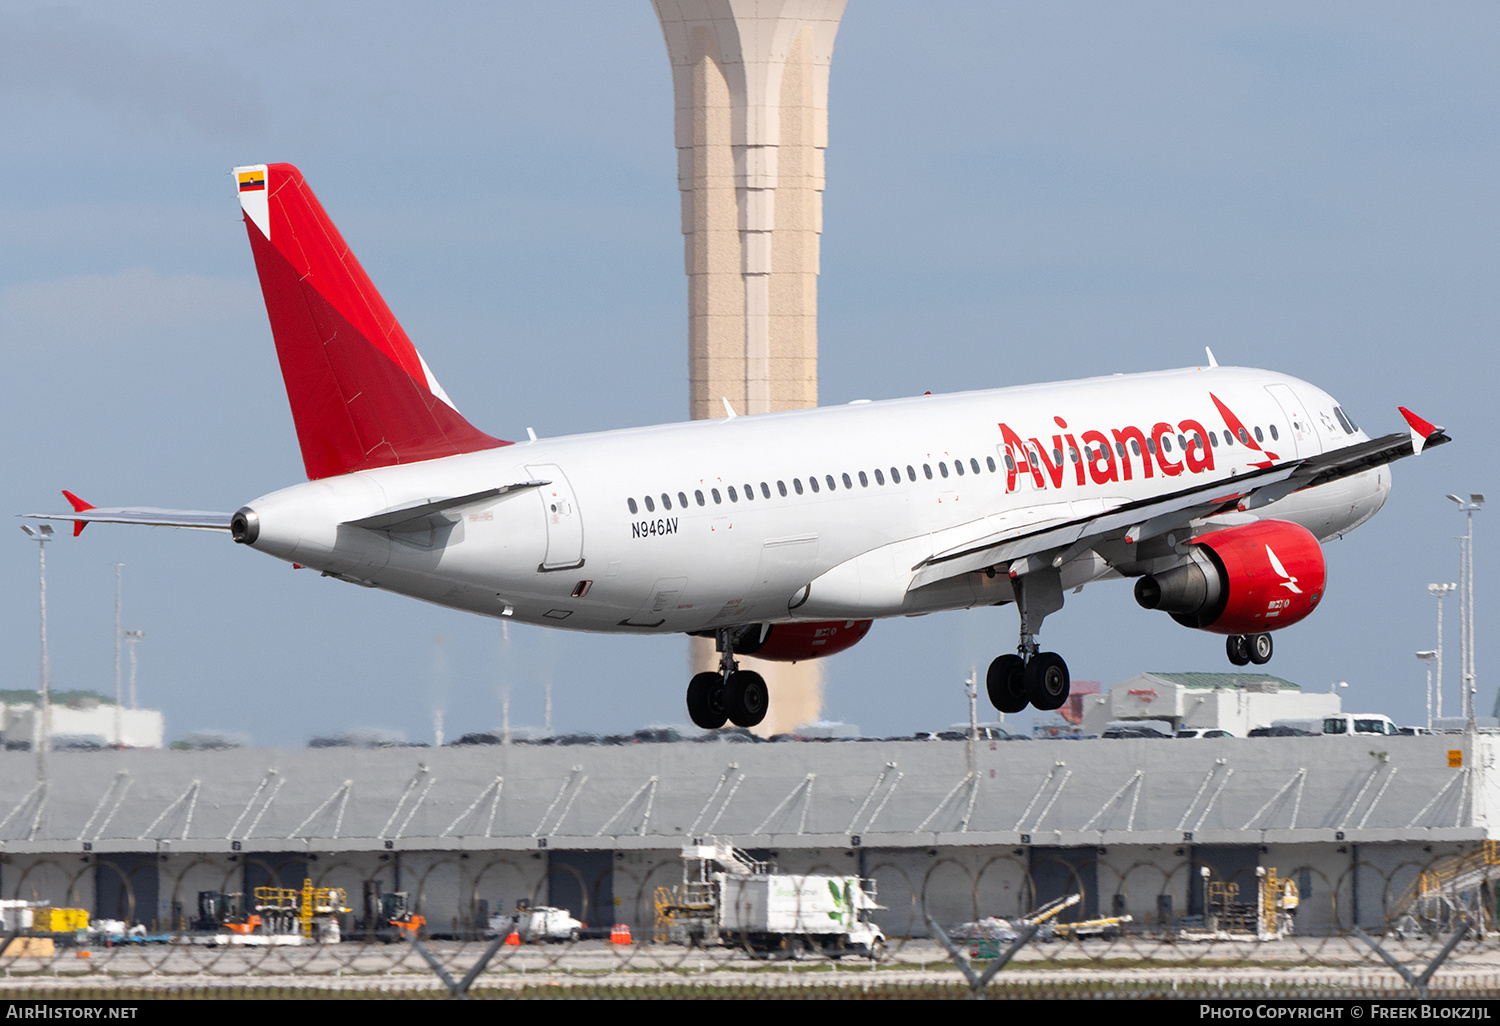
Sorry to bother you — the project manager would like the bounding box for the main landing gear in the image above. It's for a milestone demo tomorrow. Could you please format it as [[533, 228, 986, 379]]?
[[1226, 632, 1273, 667], [686, 627, 768, 730], [985, 566, 1072, 715]]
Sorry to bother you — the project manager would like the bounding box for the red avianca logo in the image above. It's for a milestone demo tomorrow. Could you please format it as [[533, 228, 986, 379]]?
[[996, 392, 1279, 494]]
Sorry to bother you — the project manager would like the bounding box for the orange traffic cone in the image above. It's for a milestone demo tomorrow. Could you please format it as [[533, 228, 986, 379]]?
[[610, 923, 632, 945], [504, 930, 521, 945]]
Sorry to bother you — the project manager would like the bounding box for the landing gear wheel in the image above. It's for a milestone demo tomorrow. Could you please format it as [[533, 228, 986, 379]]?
[[987, 655, 1029, 714], [1226, 635, 1251, 666], [1248, 632, 1273, 665], [687, 671, 728, 729], [1024, 652, 1071, 711], [726, 670, 768, 728]]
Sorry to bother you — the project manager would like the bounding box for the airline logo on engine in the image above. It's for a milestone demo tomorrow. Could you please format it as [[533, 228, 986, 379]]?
[[1266, 545, 1302, 593], [995, 392, 1279, 495]]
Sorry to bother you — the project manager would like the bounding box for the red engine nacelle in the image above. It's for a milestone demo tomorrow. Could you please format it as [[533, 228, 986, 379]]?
[[1133, 519, 1326, 635], [738, 620, 874, 662]]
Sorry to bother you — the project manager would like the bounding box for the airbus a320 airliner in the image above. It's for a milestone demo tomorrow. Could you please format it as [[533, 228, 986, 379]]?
[[27, 164, 1451, 731]]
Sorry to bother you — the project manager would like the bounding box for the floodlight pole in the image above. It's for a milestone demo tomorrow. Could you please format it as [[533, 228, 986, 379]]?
[[124, 631, 145, 714], [110, 563, 125, 747], [1447, 495, 1483, 732], [1429, 583, 1456, 723], [20, 526, 54, 784], [1417, 651, 1437, 730]]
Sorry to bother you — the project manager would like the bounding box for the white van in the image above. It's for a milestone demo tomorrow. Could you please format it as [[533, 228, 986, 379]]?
[[1318, 714, 1400, 736]]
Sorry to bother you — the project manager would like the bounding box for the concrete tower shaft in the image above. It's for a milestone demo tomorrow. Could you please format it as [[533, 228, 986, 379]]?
[[653, 1, 847, 734], [654, 0, 844, 419]]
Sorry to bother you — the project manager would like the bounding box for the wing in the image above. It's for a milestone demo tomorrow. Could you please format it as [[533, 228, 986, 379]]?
[[21, 493, 232, 535], [909, 408, 1449, 590]]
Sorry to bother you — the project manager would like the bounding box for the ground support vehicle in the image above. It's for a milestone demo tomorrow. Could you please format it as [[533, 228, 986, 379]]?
[[655, 843, 885, 958], [489, 902, 584, 943]]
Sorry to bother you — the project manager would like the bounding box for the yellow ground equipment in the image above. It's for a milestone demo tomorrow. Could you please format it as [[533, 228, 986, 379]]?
[[31, 908, 89, 933], [1390, 840, 1500, 937]]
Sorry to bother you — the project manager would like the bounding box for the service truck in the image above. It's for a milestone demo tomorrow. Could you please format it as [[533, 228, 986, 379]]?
[[656, 843, 884, 958]]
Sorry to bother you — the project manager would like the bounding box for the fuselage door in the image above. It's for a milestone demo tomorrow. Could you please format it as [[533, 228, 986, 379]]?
[[526, 463, 585, 571], [1265, 384, 1321, 458]]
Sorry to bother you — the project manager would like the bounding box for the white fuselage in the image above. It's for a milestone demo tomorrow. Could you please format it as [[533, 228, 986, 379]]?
[[239, 365, 1390, 635]]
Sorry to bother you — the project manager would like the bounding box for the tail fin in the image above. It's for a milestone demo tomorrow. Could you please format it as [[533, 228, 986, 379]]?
[[236, 163, 508, 480]]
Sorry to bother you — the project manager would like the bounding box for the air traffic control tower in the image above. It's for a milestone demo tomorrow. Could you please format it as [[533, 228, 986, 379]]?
[[653, 0, 847, 734]]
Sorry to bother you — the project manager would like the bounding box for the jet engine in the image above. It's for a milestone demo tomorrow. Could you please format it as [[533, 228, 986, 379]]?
[[737, 620, 874, 662], [1133, 520, 1325, 635]]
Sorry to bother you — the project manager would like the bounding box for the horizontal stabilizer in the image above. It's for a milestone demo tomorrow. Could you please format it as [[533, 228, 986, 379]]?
[[342, 481, 548, 533]]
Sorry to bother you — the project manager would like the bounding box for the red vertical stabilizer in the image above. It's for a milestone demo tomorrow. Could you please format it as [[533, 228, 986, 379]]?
[[236, 163, 508, 480]]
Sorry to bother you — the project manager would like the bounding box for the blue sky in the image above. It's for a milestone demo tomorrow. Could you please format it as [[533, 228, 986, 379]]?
[[1, 2, 1494, 746]]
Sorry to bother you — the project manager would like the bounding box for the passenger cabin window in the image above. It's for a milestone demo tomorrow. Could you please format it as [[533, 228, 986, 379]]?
[[906, 465, 917, 481], [761, 482, 771, 499], [890, 467, 901, 484], [923, 464, 934, 479], [1269, 424, 1280, 441], [874, 469, 885, 485], [627, 498, 638, 514], [661, 493, 673, 510], [842, 473, 853, 489], [711, 488, 721, 504], [858, 471, 868, 487], [826, 475, 837, 491], [645, 495, 656, 512], [986, 457, 997, 472], [695, 489, 705, 506], [777, 481, 788, 497], [728, 486, 739, 502]]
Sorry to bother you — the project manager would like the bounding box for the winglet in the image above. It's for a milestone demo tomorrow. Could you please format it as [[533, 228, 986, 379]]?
[[61, 490, 94, 536], [1399, 406, 1444, 455]]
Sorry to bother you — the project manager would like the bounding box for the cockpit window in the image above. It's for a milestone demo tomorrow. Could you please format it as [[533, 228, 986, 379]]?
[[1333, 406, 1358, 434]]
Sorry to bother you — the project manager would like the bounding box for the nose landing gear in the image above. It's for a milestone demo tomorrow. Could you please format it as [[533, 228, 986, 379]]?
[[686, 627, 768, 730]]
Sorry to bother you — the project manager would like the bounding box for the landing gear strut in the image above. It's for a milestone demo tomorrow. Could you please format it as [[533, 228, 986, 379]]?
[[986, 567, 1072, 715], [1226, 633, 1273, 667], [686, 627, 768, 730]]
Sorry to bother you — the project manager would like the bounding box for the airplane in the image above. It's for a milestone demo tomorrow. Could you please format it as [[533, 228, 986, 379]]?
[[26, 163, 1451, 731]]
